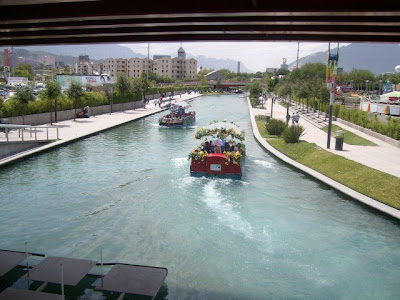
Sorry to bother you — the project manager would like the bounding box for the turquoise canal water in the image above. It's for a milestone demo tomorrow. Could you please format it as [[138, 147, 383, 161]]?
[[1, 95, 400, 299]]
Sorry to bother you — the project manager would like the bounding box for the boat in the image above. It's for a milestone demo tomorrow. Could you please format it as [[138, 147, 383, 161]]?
[[159, 101, 196, 127], [189, 121, 246, 179]]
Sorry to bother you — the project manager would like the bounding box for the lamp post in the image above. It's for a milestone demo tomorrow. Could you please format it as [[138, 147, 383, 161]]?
[[379, 80, 383, 95], [270, 95, 274, 118], [55, 98, 58, 123], [286, 97, 290, 125]]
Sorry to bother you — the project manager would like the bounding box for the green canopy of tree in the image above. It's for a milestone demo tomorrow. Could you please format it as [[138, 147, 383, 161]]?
[[14, 85, 35, 124], [66, 81, 84, 118], [14, 63, 34, 80]]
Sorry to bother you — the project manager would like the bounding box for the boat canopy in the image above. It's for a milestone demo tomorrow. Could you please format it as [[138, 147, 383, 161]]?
[[195, 120, 245, 141]]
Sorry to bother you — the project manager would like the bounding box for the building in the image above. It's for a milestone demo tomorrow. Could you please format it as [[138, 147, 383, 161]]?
[[265, 67, 278, 73], [127, 57, 152, 78], [204, 70, 225, 81], [102, 58, 128, 77], [36, 54, 55, 67], [101, 47, 197, 80], [280, 58, 288, 70]]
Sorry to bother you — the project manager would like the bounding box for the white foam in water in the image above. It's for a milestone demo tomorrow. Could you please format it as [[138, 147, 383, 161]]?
[[149, 123, 159, 127], [254, 160, 275, 170], [170, 176, 197, 189], [171, 157, 188, 168], [203, 181, 253, 239]]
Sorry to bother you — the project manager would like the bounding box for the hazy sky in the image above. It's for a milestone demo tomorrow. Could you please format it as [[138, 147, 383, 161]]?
[[121, 42, 348, 72]]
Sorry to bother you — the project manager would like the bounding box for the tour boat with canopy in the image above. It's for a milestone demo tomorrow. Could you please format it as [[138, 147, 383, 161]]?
[[188, 120, 246, 179], [159, 101, 196, 127]]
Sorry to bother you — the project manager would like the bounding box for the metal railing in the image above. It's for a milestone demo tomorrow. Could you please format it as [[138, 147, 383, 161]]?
[[0, 124, 59, 143]]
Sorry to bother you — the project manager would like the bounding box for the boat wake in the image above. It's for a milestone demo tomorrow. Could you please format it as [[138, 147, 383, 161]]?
[[202, 181, 253, 239], [170, 176, 197, 189], [253, 160, 276, 170], [171, 157, 188, 168]]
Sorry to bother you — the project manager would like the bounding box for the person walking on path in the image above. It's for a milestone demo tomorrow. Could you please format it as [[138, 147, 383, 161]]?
[[294, 112, 300, 124]]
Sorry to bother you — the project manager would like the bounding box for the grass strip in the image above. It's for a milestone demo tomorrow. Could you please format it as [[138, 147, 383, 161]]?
[[321, 124, 377, 146], [255, 119, 400, 209]]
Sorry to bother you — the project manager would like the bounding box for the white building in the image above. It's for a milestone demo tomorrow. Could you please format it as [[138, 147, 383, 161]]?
[[102, 47, 197, 80]]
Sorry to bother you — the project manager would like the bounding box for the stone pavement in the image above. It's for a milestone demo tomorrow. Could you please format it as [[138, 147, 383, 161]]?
[[252, 97, 400, 178], [0, 93, 201, 167]]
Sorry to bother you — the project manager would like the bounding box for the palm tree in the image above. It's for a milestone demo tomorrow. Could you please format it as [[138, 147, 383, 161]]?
[[15, 86, 35, 124], [66, 81, 84, 120]]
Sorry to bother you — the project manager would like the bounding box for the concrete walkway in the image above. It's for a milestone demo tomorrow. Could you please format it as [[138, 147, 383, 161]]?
[[253, 97, 400, 178], [0, 93, 201, 167]]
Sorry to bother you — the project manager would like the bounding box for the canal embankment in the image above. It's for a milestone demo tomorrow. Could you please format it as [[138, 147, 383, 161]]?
[[247, 97, 400, 220], [0, 93, 202, 167]]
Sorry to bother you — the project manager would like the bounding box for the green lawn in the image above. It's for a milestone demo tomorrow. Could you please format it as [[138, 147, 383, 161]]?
[[255, 120, 400, 209], [321, 124, 377, 146]]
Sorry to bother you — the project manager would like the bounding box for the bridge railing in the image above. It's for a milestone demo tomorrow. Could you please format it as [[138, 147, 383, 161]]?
[[0, 124, 59, 143]]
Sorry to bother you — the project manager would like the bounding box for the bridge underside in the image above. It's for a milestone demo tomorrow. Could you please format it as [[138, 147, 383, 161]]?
[[1, 0, 400, 46]]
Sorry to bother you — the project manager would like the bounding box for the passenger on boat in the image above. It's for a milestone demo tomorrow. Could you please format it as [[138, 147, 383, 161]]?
[[205, 141, 212, 153], [214, 135, 222, 153], [225, 141, 230, 153], [235, 143, 242, 153]]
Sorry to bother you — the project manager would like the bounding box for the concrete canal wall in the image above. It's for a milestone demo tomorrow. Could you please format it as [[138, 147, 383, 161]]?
[[3, 100, 145, 126]]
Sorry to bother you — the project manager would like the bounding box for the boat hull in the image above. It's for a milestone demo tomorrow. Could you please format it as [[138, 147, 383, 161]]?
[[190, 153, 242, 179], [159, 112, 195, 127]]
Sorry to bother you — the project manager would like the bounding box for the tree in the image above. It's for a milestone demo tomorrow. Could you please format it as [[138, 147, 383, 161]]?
[[15, 86, 35, 124], [66, 81, 84, 119], [14, 63, 34, 80], [44, 81, 61, 124], [249, 81, 262, 100]]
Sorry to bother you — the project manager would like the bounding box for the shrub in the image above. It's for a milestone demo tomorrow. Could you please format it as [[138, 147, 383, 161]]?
[[282, 125, 305, 143], [266, 118, 287, 136], [250, 96, 260, 108]]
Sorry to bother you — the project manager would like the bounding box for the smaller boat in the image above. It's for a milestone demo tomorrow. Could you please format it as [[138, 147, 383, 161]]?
[[189, 121, 246, 179], [159, 101, 196, 127]]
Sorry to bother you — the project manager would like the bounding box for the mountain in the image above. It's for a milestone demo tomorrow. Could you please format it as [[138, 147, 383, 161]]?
[[10, 44, 145, 60], [2, 44, 252, 72], [189, 55, 252, 73], [289, 43, 400, 74]]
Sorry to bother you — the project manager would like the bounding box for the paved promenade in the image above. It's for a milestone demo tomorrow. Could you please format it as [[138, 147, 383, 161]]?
[[253, 97, 400, 178], [0, 93, 201, 167]]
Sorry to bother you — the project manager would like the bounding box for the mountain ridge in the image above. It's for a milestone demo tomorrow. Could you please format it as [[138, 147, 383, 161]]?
[[288, 43, 400, 74], [2, 44, 252, 73]]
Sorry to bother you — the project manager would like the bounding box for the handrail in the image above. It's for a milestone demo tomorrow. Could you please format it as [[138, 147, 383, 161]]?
[[0, 124, 59, 142]]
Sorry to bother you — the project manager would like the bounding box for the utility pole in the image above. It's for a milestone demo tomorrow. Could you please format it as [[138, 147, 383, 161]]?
[[296, 42, 300, 69], [147, 43, 149, 81], [326, 42, 339, 149]]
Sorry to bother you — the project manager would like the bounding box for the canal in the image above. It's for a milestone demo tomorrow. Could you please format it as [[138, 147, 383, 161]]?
[[1, 95, 399, 299]]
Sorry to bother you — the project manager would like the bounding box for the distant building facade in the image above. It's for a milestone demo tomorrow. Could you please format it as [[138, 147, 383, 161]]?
[[265, 67, 278, 73], [204, 70, 225, 81], [101, 47, 197, 80], [36, 54, 55, 67]]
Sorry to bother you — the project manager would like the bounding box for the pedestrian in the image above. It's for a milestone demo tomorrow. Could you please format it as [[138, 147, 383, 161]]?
[[291, 113, 295, 125], [295, 112, 300, 124], [154, 99, 157, 107]]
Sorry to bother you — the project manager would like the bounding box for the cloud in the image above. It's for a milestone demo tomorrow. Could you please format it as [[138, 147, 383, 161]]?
[[120, 42, 349, 72]]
